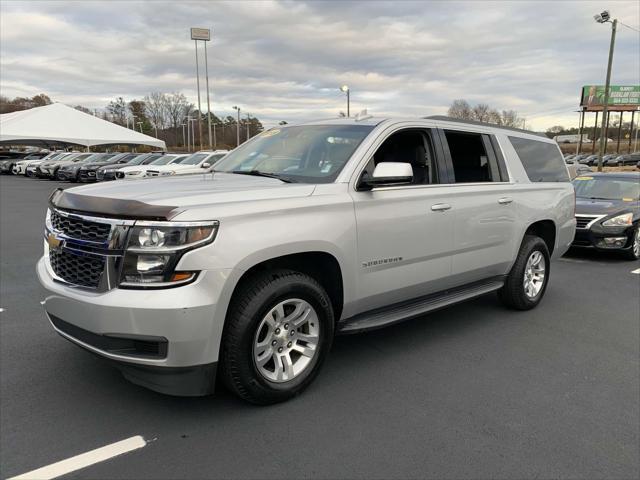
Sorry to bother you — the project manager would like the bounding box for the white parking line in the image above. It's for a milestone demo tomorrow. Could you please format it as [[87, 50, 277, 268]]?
[[7, 436, 147, 480], [632, 268, 640, 274]]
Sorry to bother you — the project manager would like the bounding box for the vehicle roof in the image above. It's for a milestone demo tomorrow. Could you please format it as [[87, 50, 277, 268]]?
[[295, 115, 548, 138]]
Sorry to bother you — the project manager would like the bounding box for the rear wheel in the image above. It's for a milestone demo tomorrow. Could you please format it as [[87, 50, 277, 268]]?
[[221, 269, 334, 404], [499, 235, 550, 310]]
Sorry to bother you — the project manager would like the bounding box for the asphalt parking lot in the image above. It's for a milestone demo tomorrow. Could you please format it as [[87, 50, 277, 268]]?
[[1, 174, 638, 480]]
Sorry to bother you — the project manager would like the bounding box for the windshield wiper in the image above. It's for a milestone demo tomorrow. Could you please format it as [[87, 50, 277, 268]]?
[[227, 170, 297, 183]]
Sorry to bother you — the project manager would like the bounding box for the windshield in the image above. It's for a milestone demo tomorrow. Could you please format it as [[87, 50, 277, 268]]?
[[116, 154, 139, 164], [180, 153, 208, 165], [72, 154, 93, 162], [573, 176, 640, 201], [88, 153, 116, 163], [150, 155, 178, 165], [214, 125, 374, 183], [141, 154, 163, 165]]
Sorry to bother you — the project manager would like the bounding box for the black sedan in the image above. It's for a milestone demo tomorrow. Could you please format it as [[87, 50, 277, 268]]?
[[572, 172, 640, 260]]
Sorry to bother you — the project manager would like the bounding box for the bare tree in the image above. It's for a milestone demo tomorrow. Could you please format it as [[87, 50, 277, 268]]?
[[144, 92, 168, 138], [472, 103, 491, 122], [447, 99, 473, 120], [107, 97, 127, 125], [165, 92, 189, 146]]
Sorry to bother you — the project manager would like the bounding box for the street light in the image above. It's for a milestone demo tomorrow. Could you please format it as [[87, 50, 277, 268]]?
[[181, 123, 186, 150], [233, 105, 241, 147], [340, 85, 350, 117], [594, 10, 617, 172], [137, 122, 143, 133]]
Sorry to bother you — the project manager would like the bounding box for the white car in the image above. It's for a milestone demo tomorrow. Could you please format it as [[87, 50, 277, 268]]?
[[145, 150, 229, 177], [117, 154, 186, 179], [17, 151, 61, 175]]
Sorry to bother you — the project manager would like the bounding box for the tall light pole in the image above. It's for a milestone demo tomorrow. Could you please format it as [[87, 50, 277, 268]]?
[[340, 85, 350, 117], [594, 10, 617, 172], [137, 122, 143, 133], [233, 106, 241, 147], [246, 113, 251, 141], [204, 38, 213, 150], [181, 123, 186, 150], [191, 28, 211, 151]]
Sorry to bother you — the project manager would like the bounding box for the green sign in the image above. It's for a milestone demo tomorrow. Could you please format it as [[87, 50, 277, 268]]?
[[581, 85, 640, 111]]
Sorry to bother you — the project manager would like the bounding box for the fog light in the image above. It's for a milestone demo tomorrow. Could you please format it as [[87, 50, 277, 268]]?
[[136, 254, 169, 273], [596, 237, 627, 248]]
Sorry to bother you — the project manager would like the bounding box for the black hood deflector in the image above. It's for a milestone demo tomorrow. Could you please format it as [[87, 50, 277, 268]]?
[[50, 188, 180, 220]]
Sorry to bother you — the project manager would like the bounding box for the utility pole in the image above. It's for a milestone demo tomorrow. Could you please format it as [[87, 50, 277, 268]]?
[[595, 12, 617, 172], [233, 106, 241, 147], [246, 114, 250, 141], [194, 41, 203, 150], [181, 123, 186, 150]]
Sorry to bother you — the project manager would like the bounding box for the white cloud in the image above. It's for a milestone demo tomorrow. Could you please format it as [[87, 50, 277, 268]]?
[[1, 0, 638, 130]]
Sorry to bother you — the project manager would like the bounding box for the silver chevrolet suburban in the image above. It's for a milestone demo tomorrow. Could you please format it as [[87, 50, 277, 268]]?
[[37, 116, 576, 404]]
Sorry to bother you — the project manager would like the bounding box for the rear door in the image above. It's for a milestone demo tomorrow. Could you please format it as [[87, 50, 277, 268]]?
[[438, 128, 520, 283]]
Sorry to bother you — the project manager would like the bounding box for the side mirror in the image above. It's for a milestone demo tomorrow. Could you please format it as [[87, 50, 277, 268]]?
[[358, 162, 413, 190], [202, 162, 211, 169]]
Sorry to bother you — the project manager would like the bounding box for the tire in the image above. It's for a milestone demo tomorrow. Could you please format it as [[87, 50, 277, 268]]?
[[622, 227, 640, 261], [221, 269, 334, 405], [498, 235, 551, 310]]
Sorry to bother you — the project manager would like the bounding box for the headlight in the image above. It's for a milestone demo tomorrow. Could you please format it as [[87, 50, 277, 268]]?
[[120, 221, 218, 287], [160, 170, 175, 176], [602, 213, 633, 227]]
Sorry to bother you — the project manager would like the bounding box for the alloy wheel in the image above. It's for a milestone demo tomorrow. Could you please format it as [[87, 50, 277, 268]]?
[[523, 250, 546, 299], [253, 298, 320, 383]]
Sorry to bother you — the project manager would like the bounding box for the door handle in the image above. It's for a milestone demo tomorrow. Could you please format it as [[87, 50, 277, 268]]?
[[498, 197, 513, 205], [431, 203, 451, 212]]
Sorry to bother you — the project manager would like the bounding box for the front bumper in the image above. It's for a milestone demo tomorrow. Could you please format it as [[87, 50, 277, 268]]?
[[78, 170, 97, 182], [57, 170, 78, 181], [37, 257, 236, 395], [572, 224, 636, 252]]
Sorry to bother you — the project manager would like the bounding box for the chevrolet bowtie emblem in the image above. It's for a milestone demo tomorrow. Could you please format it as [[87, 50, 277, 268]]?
[[47, 232, 63, 250]]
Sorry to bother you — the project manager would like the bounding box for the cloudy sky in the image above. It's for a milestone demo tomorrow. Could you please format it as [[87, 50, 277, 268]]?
[[1, 0, 638, 130]]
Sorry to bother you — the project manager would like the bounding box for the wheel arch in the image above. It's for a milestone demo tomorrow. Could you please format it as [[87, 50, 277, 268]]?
[[230, 250, 346, 324], [524, 219, 557, 255]]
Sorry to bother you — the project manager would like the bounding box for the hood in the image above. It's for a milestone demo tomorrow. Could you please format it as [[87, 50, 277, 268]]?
[[52, 172, 316, 220], [575, 196, 640, 216]]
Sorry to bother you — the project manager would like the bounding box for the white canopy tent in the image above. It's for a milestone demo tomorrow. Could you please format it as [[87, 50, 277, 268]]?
[[0, 103, 166, 150]]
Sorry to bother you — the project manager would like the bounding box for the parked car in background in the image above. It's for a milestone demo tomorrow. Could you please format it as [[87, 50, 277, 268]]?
[[572, 172, 640, 260], [11, 152, 50, 174], [579, 155, 600, 166], [38, 117, 576, 403], [77, 153, 136, 182], [145, 150, 229, 177], [606, 153, 640, 167], [57, 153, 114, 182], [96, 153, 150, 181], [27, 152, 65, 177], [41, 153, 95, 179], [35, 152, 82, 178], [114, 153, 176, 179]]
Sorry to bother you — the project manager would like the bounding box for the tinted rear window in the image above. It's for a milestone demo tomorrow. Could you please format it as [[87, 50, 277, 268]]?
[[509, 136, 569, 182]]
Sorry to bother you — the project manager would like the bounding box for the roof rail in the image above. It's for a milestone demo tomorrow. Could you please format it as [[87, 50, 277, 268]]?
[[423, 115, 546, 137]]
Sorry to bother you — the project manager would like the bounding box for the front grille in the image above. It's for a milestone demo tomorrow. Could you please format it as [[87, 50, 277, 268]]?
[[50, 248, 105, 288], [115, 171, 125, 179], [575, 215, 599, 229], [51, 210, 111, 242], [146, 170, 159, 176]]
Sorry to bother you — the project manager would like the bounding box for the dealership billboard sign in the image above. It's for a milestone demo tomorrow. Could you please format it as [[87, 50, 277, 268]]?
[[190, 28, 211, 41], [580, 85, 640, 111]]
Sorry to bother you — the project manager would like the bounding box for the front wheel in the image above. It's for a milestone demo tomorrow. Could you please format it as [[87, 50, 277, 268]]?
[[623, 227, 640, 261], [499, 235, 550, 310], [221, 270, 334, 404]]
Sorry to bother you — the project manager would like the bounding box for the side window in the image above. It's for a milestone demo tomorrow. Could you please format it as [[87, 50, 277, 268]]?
[[443, 130, 497, 183], [508, 136, 569, 182], [364, 129, 438, 185]]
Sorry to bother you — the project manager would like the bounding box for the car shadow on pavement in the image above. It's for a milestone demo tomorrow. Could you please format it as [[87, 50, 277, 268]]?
[[563, 247, 636, 263]]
